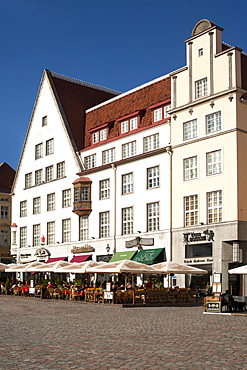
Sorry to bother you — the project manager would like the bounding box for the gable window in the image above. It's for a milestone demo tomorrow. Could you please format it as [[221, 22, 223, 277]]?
[[99, 211, 110, 238], [85, 154, 96, 169], [183, 119, 197, 141], [103, 148, 115, 165], [206, 112, 222, 134], [147, 166, 159, 189], [20, 200, 27, 217], [195, 78, 207, 99], [207, 150, 222, 176], [122, 173, 133, 194], [45, 165, 53, 182], [33, 197, 41, 214], [35, 169, 43, 185], [198, 48, 204, 57], [144, 133, 159, 153], [25, 173, 32, 188], [122, 141, 136, 159], [62, 189, 71, 208], [33, 224, 40, 247], [47, 193, 55, 211], [100, 179, 110, 199], [184, 195, 198, 226], [42, 116, 47, 126], [207, 190, 222, 223], [184, 156, 198, 181], [35, 143, 43, 160], [46, 139, 54, 155], [57, 161, 65, 179], [79, 216, 89, 240]]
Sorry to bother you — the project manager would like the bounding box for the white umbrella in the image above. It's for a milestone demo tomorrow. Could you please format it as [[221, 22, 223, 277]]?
[[22, 261, 45, 272], [151, 261, 208, 274], [86, 259, 157, 274], [31, 260, 72, 272], [0, 262, 8, 272], [56, 260, 107, 273], [6, 263, 28, 272], [228, 264, 247, 274]]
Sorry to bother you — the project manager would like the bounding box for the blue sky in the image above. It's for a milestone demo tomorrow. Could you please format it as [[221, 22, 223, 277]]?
[[1, 0, 247, 170]]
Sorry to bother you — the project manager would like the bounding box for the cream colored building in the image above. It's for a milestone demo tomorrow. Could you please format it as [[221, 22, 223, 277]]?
[[170, 19, 247, 295]]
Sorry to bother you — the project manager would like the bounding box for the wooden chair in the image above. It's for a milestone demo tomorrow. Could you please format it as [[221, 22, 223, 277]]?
[[53, 287, 62, 299], [47, 287, 54, 299]]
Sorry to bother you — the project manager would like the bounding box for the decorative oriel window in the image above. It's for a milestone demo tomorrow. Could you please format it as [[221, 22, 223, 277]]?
[[73, 177, 92, 216]]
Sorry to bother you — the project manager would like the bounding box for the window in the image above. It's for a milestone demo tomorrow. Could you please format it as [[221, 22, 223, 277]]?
[[120, 117, 138, 134], [184, 156, 198, 181], [0, 205, 9, 220], [74, 186, 89, 202], [122, 173, 133, 194], [46, 139, 54, 155], [47, 193, 55, 211], [25, 173, 32, 188], [144, 134, 159, 152], [35, 169, 43, 185], [33, 197, 41, 214], [195, 78, 207, 99], [47, 221, 55, 245], [100, 128, 107, 141], [153, 105, 171, 122], [57, 161, 65, 179], [100, 179, 110, 199], [122, 141, 136, 159], [79, 216, 89, 240], [147, 166, 159, 189], [12, 230, 17, 245], [20, 227, 27, 248], [45, 165, 53, 182], [147, 202, 159, 231], [100, 211, 110, 238], [85, 154, 96, 169], [20, 201, 27, 217], [122, 207, 133, 235], [62, 189, 71, 208], [198, 48, 204, 57], [35, 143, 43, 159], [184, 195, 198, 226], [207, 150, 222, 176], [62, 219, 71, 242], [102, 148, 115, 165], [33, 224, 40, 247], [42, 116, 47, 126], [92, 132, 99, 144], [183, 120, 197, 141], [186, 243, 212, 258], [207, 190, 222, 223], [206, 112, 222, 134]]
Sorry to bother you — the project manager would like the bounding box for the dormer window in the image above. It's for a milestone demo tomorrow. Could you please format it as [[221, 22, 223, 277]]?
[[92, 132, 99, 144], [150, 100, 171, 124], [90, 124, 109, 145], [120, 116, 138, 134]]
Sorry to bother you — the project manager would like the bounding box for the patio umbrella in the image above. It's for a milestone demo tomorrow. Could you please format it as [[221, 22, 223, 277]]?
[[151, 261, 208, 274], [86, 259, 157, 274], [56, 260, 107, 273], [0, 262, 8, 272], [6, 263, 29, 272], [228, 264, 247, 274], [31, 260, 72, 272]]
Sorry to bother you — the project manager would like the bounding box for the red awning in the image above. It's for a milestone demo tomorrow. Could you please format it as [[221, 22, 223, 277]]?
[[70, 255, 91, 263], [46, 257, 67, 263]]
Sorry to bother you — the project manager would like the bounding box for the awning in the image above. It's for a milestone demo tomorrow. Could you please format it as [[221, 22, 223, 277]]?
[[109, 250, 137, 262], [70, 255, 91, 263], [132, 248, 164, 265], [46, 257, 67, 263]]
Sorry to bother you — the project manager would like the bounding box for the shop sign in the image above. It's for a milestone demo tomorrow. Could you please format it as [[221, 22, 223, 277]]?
[[71, 244, 95, 253], [183, 229, 214, 243], [35, 247, 50, 258], [206, 300, 221, 313], [125, 237, 154, 248], [184, 258, 214, 264]]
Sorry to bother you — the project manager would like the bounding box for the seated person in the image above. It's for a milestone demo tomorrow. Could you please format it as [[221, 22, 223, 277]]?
[[221, 290, 235, 312]]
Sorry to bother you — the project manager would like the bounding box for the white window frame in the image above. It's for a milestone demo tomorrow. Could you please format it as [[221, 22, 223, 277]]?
[[147, 166, 160, 189], [85, 154, 96, 169], [183, 119, 197, 141], [122, 173, 133, 194], [33, 224, 40, 247], [144, 133, 159, 153], [102, 148, 115, 165], [20, 227, 27, 248], [35, 143, 43, 160], [92, 132, 99, 144], [184, 156, 198, 181], [35, 169, 43, 185], [122, 207, 133, 235], [100, 179, 110, 199], [79, 216, 89, 241], [206, 150, 222, 176], [206, 111, 222, 134], [99, 211, 110, 238], [47, 221, 55, 245], [147, 202, 160, 232], [184, 195, 198, 227], [198, 47, 204, 57], [57, 161, 65, 179], [42, 116, 47, 126], [62, 219, 71, 243], [62, 189, 71, 208], [207, 190, 222, 224], [195, 78, 208, 99], [33, 197, 41, 214], [25, 173, 32, 188], [20, 201, 27, 217], [100, 128, 107, 141], [46, 138, 54, 155], [0, 205, 9, 220], [47, 193, 55, 211], [45, 165, 53, 182], [122, 141, 136, 159]]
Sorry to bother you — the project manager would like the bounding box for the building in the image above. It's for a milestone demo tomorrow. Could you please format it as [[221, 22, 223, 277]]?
[[0, 162, 15, 263]]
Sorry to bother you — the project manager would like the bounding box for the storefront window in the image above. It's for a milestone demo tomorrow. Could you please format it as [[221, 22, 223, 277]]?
[[185, 243, 212, 258]]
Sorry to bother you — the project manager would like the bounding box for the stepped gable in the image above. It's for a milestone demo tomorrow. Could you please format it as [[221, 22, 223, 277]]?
[[84, 76, 171, 148], [47, 70, 121, 151]]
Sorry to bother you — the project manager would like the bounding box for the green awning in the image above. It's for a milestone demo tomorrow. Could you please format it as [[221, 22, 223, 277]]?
[[109, 250, 137, 262], [132, 248, 164, 265]]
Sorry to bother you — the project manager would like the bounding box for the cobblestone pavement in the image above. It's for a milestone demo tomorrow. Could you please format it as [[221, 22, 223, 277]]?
[[0, 295, 247, 370]]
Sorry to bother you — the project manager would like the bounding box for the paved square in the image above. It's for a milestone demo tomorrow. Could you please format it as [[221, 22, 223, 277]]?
[[0, 295, 246, 369]]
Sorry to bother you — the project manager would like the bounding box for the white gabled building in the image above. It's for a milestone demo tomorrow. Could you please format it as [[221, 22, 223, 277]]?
[[11, 70, 119, 265]]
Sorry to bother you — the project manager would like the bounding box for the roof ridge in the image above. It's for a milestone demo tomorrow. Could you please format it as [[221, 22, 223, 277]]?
[[50, 71, 121, 95]]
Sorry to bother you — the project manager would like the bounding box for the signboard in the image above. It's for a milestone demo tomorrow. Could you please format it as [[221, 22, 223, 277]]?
[[184, 258, 214, 264], [106, 283, 111, 292], [71, 244, 95, 253], [125, 237, 154, 248], [212, 283, 222, 294], [206, 300, 221, 313], [183, 229, 214, 243], [104, 291, 113, 300], [29, 288, 35, 295]]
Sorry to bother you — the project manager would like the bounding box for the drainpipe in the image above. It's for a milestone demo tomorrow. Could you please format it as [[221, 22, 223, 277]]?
[[112, 164, 117, 254]]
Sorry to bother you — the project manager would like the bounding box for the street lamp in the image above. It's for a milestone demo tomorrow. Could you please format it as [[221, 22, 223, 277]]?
[[106, 244, 110, 254]]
